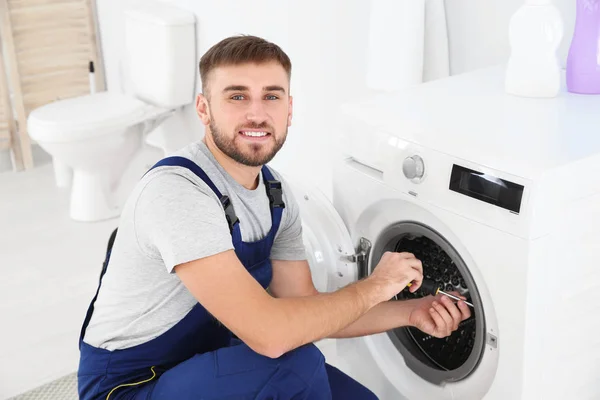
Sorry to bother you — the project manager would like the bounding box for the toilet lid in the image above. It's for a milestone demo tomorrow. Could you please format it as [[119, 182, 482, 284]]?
[[27, 91, 167, 143]]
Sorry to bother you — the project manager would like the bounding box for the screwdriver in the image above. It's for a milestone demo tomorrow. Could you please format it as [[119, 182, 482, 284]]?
[[407, 279, 474, 308]]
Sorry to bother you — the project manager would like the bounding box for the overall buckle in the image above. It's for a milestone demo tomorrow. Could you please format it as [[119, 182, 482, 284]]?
[[265, 180, 285, 208], [220, 195, 239, 232]]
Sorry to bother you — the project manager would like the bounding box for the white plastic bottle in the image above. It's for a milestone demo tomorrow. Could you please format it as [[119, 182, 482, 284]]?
[[505, 0, 564, 98]]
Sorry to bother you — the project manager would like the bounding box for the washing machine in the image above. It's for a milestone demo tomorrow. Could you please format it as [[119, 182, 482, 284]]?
[[286, 65, 600, 400]]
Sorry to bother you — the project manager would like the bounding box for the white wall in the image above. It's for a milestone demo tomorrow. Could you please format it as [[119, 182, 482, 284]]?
[[1, 0, 576, 177]]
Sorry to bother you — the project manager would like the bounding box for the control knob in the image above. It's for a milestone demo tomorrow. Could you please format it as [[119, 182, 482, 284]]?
[[402, 155, 425, 181]]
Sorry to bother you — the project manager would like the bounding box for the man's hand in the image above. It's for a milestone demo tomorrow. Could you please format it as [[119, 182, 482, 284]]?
[[368, 251, 424, 302], [408, 292, 471, 338]]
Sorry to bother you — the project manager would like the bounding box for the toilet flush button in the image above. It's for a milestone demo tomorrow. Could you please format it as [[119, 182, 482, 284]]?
[[402, 155, 425, 181]]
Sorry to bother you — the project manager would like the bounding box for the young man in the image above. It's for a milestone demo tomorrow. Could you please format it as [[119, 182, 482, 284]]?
[[77, 35, 471, 399]]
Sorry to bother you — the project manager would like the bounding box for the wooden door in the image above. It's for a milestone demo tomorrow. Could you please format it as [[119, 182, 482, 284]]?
[[0, 36, 22, 170]]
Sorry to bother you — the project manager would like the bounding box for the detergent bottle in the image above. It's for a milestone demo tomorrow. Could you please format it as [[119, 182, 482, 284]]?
[[566, 0, 600, 94], [505, 0, 564, 98]]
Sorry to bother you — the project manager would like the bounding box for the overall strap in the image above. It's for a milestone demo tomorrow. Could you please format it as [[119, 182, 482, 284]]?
[[79, 228, 119, 346], [261, 165, 285, 236]]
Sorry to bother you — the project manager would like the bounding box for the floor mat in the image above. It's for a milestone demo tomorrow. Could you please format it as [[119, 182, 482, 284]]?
[[8, 373, 78, 400]]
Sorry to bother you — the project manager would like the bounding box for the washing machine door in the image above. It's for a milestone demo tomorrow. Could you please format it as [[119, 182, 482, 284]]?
[[285, 176, 358, 293]]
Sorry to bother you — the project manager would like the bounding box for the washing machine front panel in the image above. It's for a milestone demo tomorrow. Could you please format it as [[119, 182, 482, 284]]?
[[333, 159, 541, 399], [285, 175, 358, 293], [331, 163, 512, 399]]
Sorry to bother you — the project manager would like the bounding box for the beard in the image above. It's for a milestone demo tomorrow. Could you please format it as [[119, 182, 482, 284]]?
[[209, 115, 287, 167]]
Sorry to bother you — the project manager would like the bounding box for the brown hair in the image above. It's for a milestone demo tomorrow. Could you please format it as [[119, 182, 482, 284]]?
[[199, 35, 292, 96]]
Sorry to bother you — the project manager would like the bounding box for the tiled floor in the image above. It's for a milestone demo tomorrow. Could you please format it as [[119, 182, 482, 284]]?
[[0, 161, 116, 399], [7, 373, 77, 400]]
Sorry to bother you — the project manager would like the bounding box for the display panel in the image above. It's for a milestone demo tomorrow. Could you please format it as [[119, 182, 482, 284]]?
[[449, 164, 524, 213]]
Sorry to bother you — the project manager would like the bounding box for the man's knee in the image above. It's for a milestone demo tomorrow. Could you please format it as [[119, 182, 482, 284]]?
[[282, 343, 325, 365], [325, 363, 379, 400], [279, 343, 327, 383]]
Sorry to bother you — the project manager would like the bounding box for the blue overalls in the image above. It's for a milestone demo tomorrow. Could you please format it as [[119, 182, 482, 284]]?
[[77, 156, 379, 400]]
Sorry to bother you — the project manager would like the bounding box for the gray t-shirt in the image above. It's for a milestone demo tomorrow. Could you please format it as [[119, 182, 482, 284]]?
[[83, 141, 307, 351]]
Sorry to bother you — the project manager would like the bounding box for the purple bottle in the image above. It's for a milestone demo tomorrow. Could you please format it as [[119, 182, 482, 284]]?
[[566, 0, 600, 94]]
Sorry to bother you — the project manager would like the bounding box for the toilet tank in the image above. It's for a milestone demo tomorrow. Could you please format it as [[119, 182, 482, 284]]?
[[124, 2, 196, 109]]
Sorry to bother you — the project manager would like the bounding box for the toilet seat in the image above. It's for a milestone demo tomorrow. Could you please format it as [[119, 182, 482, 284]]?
[[27, 91, 169, 143]]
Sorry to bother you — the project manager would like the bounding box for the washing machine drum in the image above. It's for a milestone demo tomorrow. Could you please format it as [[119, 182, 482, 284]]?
[[372, 222, 486, 385]]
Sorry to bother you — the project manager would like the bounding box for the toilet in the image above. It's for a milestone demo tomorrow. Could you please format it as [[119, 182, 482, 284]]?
[[27, 2, 196, 222]]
